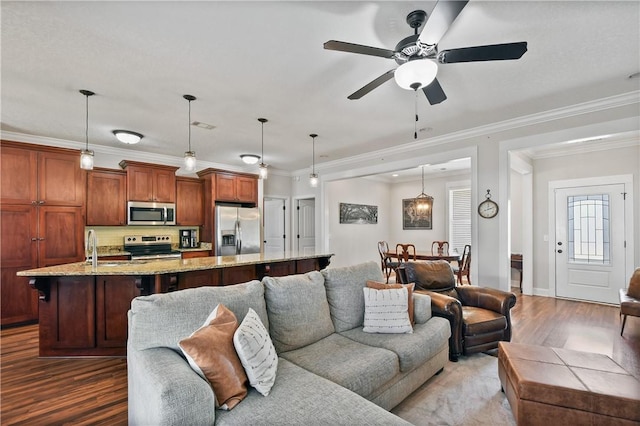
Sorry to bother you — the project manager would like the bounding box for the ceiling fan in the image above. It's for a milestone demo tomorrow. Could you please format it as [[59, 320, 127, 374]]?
[[324, 0, 528, 105]]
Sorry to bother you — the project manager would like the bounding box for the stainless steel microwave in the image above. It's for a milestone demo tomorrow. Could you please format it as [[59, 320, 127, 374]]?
[[127, 201, 176, 225]]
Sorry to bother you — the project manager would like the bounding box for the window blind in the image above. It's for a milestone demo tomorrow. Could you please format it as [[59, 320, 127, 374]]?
[[449, 188, 471, 254]]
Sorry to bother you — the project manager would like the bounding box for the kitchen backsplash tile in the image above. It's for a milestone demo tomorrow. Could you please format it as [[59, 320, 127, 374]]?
[[84, 226, 199, 249]]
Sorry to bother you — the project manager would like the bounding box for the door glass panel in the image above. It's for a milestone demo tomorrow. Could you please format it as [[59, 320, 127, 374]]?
[[567, 194, 610, 264]]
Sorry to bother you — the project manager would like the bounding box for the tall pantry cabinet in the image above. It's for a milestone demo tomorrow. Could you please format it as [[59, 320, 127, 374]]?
[[1, 141, 86, 326]]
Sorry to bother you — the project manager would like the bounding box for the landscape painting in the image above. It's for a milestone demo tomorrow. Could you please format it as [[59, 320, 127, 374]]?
[[339, 203, 378, 224]]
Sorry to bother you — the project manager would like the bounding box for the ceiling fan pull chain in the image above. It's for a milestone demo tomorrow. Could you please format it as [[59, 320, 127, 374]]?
[[414, 90, 419, 139]]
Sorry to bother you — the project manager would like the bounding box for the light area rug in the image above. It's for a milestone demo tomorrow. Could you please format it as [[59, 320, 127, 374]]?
[[391, 353, 516, 426]]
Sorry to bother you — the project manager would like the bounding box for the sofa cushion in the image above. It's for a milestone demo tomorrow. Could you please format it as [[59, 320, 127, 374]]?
[[322, 261, 384, 332], [215, 358, 412, 426], [233, 308, 278, 396], [341, 316, 451, 373], [263, 271, 334, 353], [129, 281, 268, 352], [362, 287, 413, 334], [367, 280, 415, 324], [178, 304, 248, 410], [627, 268, 640, 299], [280, 333, 399, 399]]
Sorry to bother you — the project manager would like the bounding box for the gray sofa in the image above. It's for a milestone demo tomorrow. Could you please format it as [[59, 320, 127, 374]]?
[[128, 261, 451, 425]]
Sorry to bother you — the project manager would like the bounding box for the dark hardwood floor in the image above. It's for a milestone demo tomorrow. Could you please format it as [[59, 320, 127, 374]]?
[[1, 294, 638, 425]]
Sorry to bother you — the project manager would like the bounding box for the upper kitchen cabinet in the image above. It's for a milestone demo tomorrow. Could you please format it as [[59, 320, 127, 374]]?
[[119, 160, 178, 203], [176, 177, 204, 226], [87, 168, 127, 226], [1, 142, 86, 206], [198, 169, 257, 204]]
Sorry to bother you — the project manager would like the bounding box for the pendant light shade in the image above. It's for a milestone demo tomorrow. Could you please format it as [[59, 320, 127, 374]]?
[[258, 118, 268, 179], [394, 59, 438, 91], [79, 89, 95, 170], [415, 165, 433, 211], [183, 94, 196, 172], [309, 133, 318, 188]]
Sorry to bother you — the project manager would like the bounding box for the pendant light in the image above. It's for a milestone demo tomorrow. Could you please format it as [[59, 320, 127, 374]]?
[[309, 133, 319, 188], [79, 89, 95, 170], [258, 118, 268, 179], [183, 94, 197, 172], [414, 165, 433, 212]]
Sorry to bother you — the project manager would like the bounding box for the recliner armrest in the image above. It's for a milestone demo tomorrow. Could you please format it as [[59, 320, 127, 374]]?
[[417, 290, 464, 360], [456, 286, 516, 315]]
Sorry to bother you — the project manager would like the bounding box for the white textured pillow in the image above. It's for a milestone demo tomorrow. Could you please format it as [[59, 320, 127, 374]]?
[[362, 287, 413, 334], [233, 308, 278, 396]]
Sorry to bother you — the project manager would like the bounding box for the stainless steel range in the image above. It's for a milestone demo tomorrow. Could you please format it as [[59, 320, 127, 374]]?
[[124, 234, 182, 260]]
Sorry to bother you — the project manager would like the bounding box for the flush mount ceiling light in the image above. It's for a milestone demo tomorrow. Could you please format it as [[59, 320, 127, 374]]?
[[414, 165, 433, 212], [394, 59, 438, 91], [309, 133, 319, 188], [79, 89, 95, 170], [112, 130, 143, 145], [240, 154, 261, 165], [183, 94, 197, 172], [257, 118, 268, 179]]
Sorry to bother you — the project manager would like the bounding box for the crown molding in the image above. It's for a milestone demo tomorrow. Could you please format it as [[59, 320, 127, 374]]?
[[292, 90, 640, 176]]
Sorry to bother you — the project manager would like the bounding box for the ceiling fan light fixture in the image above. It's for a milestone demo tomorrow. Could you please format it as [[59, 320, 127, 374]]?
[[113, 130, 143, 145], [394, 59, 438, 90], [240, 154, 261, 165]]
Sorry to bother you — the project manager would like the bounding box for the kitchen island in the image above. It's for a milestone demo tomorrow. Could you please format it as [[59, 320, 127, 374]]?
[[18, 252, 333, 357]]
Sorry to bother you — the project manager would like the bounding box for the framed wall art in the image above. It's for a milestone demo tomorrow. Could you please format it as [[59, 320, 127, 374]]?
[[402, 198, 432, 230], [339, 203, 378, 224]]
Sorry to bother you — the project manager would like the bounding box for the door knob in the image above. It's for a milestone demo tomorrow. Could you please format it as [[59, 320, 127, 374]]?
[[557, 249, 563, 253], [557, 242, 563, 246]]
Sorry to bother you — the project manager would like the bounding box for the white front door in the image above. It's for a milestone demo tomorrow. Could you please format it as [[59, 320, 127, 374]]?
[[554, 183, 627, 304], [264, 198, 286, 255], [296, 198, 315, 255]]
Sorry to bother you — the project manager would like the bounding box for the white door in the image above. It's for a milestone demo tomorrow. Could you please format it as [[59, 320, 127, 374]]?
[[264, 198, 286, 255], [554, 184, 626, 304], [296, 198, 315, 255]]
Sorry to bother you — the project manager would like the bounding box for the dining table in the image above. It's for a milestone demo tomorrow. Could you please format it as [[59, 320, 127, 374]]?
[[384, 251, 460, 263]]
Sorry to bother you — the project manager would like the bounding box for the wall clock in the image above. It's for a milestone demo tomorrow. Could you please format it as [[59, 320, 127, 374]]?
[[478, 189, 499, 219]]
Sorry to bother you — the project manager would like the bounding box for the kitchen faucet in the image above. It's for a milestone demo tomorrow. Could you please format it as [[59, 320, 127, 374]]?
[[86, 229, 97, 269]]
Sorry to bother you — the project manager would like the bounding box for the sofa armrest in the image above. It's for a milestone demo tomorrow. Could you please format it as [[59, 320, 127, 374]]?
[[128, 346, 216, 426], [456, 286, 516, 316], [413, 292, 432, 324]]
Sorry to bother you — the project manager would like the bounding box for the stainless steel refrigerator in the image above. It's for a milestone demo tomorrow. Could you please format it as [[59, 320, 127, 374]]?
[[215, 206, 261, 255]]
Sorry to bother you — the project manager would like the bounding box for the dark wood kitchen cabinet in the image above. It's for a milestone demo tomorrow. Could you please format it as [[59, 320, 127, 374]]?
[[176, 176, 204, 226], [119, 160, 178, 203], [0, 141, 86, 326], [36, 275, 141, 356], [86, 168, 127, 225], [197, 168, 258, 247], [215, 172, 257, 203]]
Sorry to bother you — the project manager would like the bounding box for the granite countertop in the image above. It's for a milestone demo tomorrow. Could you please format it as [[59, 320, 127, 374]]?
[[17, 251, 334, 277]]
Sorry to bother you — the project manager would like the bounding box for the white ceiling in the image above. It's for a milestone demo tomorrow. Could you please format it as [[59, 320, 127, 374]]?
[[2, 1, 639, 176]]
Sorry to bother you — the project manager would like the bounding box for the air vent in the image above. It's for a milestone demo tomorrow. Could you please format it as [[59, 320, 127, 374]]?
[[192, 121, 215, 130]]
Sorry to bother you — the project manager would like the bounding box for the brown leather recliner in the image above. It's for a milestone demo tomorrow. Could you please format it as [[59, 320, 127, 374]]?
[[397, 261, 517, 361]]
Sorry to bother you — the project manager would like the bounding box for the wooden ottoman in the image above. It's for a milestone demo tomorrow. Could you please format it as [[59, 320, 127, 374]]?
[[498, 342, 640, 425]]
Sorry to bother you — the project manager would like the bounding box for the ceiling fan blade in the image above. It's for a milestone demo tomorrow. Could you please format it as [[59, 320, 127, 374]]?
[[324, 40, 396, 59], [348, 69, 395, 100], [422, 78, 447, 105], [438, 42, 528, 63], [418, 0, 469, 47]]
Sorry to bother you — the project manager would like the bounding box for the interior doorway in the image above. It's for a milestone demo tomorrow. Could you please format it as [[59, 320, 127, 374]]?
[[263, 197, 286, 255], [551, 176, 632, 304], [295, 198, 315, 254]]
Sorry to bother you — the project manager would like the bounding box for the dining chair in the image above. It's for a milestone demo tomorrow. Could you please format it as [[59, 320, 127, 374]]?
[[377, 241, 399, 283], [395, 243, 417, 262], [431, 241, 450, 255], [453, 244, 471, 285]]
